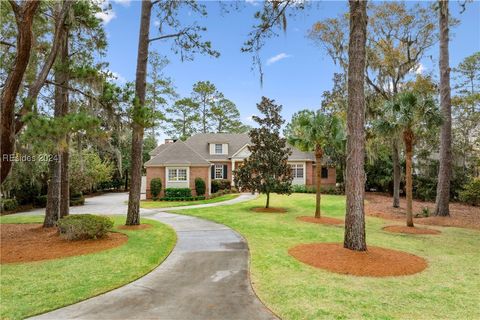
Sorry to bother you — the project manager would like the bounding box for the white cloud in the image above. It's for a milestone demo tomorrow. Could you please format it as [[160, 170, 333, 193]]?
[[113, 0, 130, 6], [154, 20, 160, 27], [415, 63, 425, 75], [95, 10, 116, 24], [245, 0, 260, 6], [266, 53, 292, 66]]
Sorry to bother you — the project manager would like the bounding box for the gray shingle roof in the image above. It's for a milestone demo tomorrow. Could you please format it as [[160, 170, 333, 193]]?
[[287, 144, 316, 161], [144, 140, 210, 166], [147, 133, 317, 166], [149, 143, 170, 156], [185, 133, 251, 160]]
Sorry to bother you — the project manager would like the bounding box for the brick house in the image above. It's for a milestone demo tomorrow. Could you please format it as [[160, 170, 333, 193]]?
[[145, 133, 336, 198]]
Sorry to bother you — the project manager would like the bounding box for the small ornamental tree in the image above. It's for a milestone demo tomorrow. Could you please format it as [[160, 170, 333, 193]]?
[[234, 97, 293, 208], [150, 178, 162, 199]]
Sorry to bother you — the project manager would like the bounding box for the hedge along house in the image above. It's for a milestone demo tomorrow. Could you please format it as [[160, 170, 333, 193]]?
[[145, 133, 336, 199]]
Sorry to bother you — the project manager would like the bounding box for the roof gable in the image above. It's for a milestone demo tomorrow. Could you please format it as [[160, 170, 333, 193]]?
[[145, 140, 210, 166], [185, 133, 251, 160]]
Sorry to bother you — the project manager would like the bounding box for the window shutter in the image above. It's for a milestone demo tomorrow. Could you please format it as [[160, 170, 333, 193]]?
[[321, 167, 328, 179], [209, 144, 215, 154], [223, 165, 228, 179], [211, 166, 215, 179], [223, 144, 228, 155]]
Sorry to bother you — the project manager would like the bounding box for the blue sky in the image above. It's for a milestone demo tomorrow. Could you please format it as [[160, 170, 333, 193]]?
[[100, 0, 480, 139]]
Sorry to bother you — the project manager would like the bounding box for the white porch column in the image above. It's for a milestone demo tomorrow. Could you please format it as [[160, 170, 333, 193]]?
[[208, 164, 212, 196], [231, 159, 236, 186]]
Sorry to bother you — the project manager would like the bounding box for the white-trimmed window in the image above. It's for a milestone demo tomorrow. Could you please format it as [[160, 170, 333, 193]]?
[[168, 168, 187, 181], [215, 144, 223, 154], [291, 164, 304, 179], [214, 164, 224, 179]]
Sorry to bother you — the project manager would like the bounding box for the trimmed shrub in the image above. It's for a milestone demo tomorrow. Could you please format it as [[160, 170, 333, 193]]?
[[70, 197, 85, 206], [459, 179, 480, 206], [71, 191, 83, 199], [34, 195, 48, 208], [291, 185, 343, 195], [12, 184, 42, 205], [150, 178, 162, 199], [292, 185, 316, 193], [70, 192, 85, 206], [210, 188, 236, 198], [164, 188, 192, 198], [211, 179, 231, 193], [57, 214, 114, 240], [160, 196, 205, 201], [1, 198, 18, 211], [195, 178, 206, 196]]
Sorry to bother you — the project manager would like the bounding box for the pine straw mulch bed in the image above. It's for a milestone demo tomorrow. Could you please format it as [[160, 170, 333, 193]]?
[[383, 225, 441, 235], [289, 243, 427, 277], [296, 216, 343, 225], [1, 223, 128, 264], [251, 207, 287, 213], [117, 224, 152, 230], [365, 193, 480, 230]]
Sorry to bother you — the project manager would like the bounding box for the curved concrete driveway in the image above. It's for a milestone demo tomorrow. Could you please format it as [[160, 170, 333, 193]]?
[[30, 193, 277, 320]]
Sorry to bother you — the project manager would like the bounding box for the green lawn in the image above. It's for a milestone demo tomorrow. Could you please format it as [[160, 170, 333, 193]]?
[[170, 193, 480, 320], [140, 193, 239, 209], [0, 215, 176, 320]]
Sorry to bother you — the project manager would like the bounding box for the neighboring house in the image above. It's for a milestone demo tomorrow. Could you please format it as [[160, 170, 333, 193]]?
[[145, 133, 336, 198]]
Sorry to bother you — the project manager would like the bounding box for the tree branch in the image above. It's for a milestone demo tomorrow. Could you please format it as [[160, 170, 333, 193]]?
[[365, 73, 390, 100], [8, 0, 19, 14], [0, 40, 15, 47], [148, 31, 184, 43], [45, 79, 100, 103], [16, 1, 72, 131]]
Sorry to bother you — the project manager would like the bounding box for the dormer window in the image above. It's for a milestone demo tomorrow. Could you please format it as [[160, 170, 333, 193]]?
[[210, 143, 228, 155]]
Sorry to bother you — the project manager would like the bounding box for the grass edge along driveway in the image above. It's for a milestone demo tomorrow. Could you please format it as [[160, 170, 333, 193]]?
[[170, 193, 480, 320], [0, 215, 176, 320]]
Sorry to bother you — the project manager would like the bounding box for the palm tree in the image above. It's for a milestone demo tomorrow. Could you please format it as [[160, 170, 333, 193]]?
[[286, 110, 344, 218], [378, 92, 442, 227]]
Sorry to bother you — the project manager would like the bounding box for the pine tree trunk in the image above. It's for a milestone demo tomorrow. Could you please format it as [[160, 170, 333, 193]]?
[[344, 0, 367, 252], [60, 146, 69, 217], [126, 0, 152, 225], [44, 158, 61, 227], [434, 0, 452, 217], [44, 21, 69, 227], [392, 139, 401, 207], [404, 130, 414, 227], [265, 191, 270, 209], [315, 146, 323, 218], [59, 25, 69, 218]]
